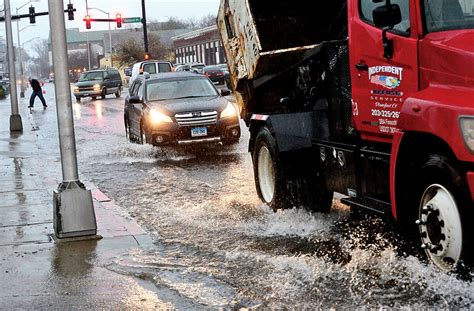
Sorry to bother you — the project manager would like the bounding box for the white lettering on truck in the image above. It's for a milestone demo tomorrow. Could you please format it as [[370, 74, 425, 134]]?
[[368, 66, 403, 80]]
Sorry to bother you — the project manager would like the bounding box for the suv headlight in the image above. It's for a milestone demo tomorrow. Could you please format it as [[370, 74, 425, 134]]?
[[93, 84, 101, 90], [460, 117, 474, 151], [150, 109, 172, 124], [220, 102, 237, 119]]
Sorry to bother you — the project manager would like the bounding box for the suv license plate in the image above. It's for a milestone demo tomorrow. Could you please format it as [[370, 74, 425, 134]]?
[[191, 127, 207, 137]]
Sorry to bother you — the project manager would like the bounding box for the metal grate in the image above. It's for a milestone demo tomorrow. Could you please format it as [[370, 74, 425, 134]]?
[[174, 111, 218, 126]]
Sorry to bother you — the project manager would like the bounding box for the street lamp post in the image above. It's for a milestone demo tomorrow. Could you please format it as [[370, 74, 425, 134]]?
[[16, 0, 40, 98], [141, 0, 149, 56], [17, 25, 35, 98], [5, 0, 22, 132], [88, 7, 113, 68], [48, 0, 98, 239]]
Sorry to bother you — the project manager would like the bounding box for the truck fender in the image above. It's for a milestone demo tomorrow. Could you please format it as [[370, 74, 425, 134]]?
[[391, 131, 464, 224], [248, 114, 271, 153], [248, 112, 318, 154], [397, 86, 474, 163]]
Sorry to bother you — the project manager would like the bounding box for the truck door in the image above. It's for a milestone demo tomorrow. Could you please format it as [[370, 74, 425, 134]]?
[[349, 0, 419, 143]]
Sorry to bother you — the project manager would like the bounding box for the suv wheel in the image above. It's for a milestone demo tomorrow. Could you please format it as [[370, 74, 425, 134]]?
[[100, 87, 107, 99], [115, 87, 122, 98]]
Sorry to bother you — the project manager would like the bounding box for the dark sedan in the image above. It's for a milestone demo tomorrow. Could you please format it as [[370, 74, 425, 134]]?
[[124, 72, 240, 147], [216, 63, 231, 88], [203, 66, 226, 85]]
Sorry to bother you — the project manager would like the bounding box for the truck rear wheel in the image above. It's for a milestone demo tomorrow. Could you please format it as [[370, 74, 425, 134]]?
[[416, 154, 472, 272], [252, 127, 333, 212]]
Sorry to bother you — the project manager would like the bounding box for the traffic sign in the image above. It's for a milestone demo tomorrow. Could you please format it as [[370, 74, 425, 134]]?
[[123, 17, 141, 23]]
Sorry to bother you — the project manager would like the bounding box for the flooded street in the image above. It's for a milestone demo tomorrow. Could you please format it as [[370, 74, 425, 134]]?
[[59, 86, 473, 309]]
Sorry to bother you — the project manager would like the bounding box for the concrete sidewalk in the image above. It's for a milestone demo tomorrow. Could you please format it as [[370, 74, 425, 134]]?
[[0, 91, 170, 308]]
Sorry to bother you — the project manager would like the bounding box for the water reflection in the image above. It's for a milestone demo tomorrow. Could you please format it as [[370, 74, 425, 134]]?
[[95, 102, 103, 120], [13, 158, 27, 239], [73, 103, 81, 119], [9, 137, 27, 238], [48, 240, 97, 295]]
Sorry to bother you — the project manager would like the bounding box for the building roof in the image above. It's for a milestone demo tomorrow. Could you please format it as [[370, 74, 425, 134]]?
[[171, 25, 218, 41], [48, 27, 191, 50], [66, 28, 107, 43], [48, 28, 106, 45]]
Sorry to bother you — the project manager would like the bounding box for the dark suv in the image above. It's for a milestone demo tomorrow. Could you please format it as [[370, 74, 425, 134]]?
[[124, 72, 240, 147], [73, 68, 122, 102]]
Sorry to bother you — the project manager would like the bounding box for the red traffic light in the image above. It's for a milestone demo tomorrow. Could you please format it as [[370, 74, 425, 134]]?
[[116, 13, 122, 28], [144, 53, 150, 60], [85, 15, 91, 29]]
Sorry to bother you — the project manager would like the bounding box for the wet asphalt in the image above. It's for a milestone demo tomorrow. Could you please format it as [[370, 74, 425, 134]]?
[[17, 83, 474, 309]]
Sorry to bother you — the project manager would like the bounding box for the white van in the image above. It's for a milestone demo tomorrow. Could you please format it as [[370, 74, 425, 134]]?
[[129, 61, 173, 86]]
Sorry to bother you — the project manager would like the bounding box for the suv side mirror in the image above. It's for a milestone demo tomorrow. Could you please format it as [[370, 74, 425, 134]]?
[[373, 4, 401, 28], [129, 95, 142, 104], [220, 89, 231, 96]]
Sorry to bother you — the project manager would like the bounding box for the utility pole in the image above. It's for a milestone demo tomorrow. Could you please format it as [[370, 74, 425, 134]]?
[[85, 0, 91, 70], [108, 14, 113, 67], [89, 7, 113, 68], [4, 0, 23, 132], [16, 22, 24, 98], [141, 0, 149, 56], [48, 0, 98, 239]]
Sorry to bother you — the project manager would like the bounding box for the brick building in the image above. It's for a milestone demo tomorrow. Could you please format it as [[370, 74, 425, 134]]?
[[172, 25, 225, 65]]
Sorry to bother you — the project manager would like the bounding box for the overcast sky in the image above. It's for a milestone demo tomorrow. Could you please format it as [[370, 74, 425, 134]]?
[[2, 0, 220, 52]]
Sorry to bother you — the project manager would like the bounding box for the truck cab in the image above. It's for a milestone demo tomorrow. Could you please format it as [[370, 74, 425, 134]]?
[[218, 0, 474, 272]]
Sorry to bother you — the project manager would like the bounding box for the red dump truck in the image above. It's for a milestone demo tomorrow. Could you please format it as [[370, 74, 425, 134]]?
[[217, 0, 474, 271]]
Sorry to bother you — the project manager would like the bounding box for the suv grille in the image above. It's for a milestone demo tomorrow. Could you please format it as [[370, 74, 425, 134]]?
[[175, 111, 217, 126], [79, 86, 94, 91]]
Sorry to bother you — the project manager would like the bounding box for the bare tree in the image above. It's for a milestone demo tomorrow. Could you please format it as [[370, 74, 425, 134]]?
[[68, 52, 89, 72], [30, 39, 50, 78], [148, 17, 188, 31], [198, 14, 217, 28], [115, 33, 171, 67], [147, 15, 217, 31]]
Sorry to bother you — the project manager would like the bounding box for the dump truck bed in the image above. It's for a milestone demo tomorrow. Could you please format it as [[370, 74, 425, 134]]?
[[217, 0, 348, 92]]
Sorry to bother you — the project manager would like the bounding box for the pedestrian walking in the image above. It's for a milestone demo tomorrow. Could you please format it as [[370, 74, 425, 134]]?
[[28, 78, 47, 109]]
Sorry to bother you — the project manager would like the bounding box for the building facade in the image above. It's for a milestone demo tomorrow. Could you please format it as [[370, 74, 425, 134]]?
[[172, 25, 225, 65]]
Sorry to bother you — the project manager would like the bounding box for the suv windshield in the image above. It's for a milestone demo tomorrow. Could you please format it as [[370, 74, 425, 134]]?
[[79, 72, 104, 81], [146, 77, 219, 101], [424, 0, 474, 32]]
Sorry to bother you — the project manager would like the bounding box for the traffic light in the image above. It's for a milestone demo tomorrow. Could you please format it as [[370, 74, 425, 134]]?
[[29, 6, 35, 24], [116, 14, 122, 28], [67, 3, 74, 21], [144, 53, 150, 60], [85, 15, 91, 29]]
